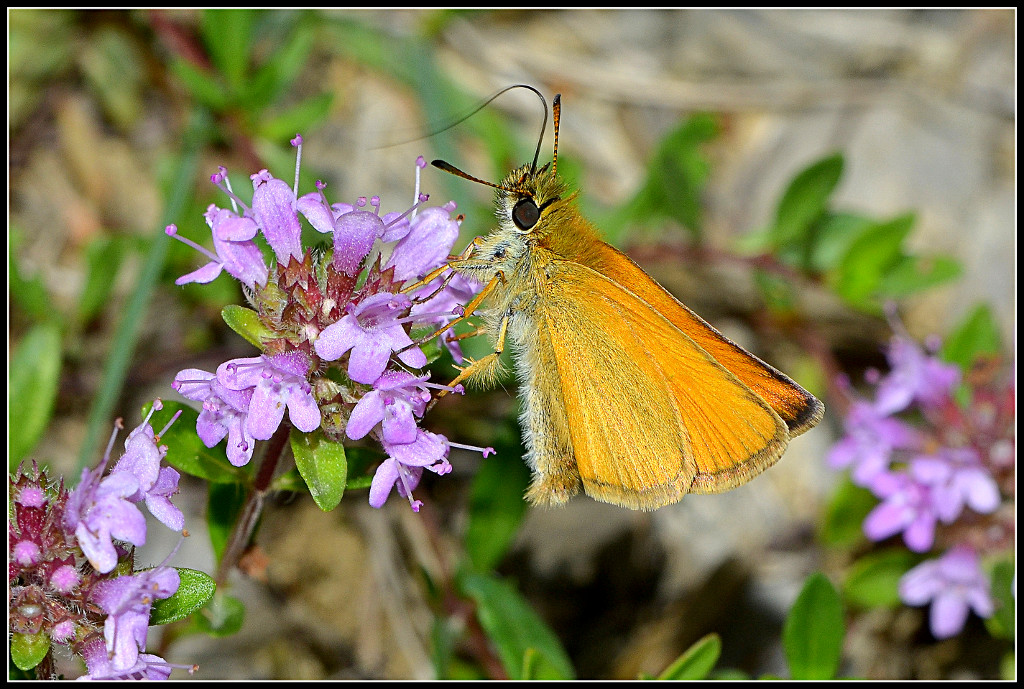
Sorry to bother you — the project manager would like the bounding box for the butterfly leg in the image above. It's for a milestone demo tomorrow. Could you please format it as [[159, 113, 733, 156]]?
[[398, 270, 505, 361], [439, 306, 510, 395], [399, 237, 484, 294]]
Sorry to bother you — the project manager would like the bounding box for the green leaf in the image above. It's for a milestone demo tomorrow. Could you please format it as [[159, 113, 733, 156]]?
[[169, 59, 229, 111], [248, 21, 315, 105], [619, 114, 718, 239], [819, 478, 877, 548], [200, 9, 255, 90], [193, 591, 246, 638], [876, 254, 961, 298], [9, 227, 54, 323], [150, 567, 217, 625], [770, 153, 844, 248], [657, 633, 721, 680], [1000, 651, 1015, 680], [464, 449, 530, 572], [783, 573, 844, 680], [10, 631, 51, 671], [207, 481, 248, 564], [985, 559, 1016, 640], [78, 237, 128, 324], [459, 572, 574, 680], [148, 401, 250, 484], [941, 304, 1003, 371], [9, 323, 62, 469], [290, 427, 348, 511], [221, 304, 276, 349], [832, 213, 916, 310], [805, 212, 875, 273], [843, 549, 918, 609]]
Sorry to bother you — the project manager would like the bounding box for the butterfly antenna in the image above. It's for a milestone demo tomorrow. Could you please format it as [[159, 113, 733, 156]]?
[[432, 83, 553, 192], [551, 94, 561, 178], [431, 160, 513, 192]]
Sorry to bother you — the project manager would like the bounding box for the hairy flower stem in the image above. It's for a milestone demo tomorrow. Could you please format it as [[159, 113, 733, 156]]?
[[215, 422, 291, 585]]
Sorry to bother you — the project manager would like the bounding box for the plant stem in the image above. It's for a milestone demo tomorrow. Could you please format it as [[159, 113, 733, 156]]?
[[214, 422, 291, 585]]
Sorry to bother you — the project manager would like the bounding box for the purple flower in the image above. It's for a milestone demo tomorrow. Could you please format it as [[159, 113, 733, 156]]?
[[90, 566, 180, 671], [314, 292, 428, 384], [874, 335, 960, 415], [111, 422, 184, 532], [174, 368, 256, 466], [369, 429, 452, 512], [80, 637, 175, 680], [863, 472, 940, 552], [217, 351, 322, 440], [347, 370, 432, 444], [384, 203, 460, 282], [166, 203, 268, 290], [297, 188, 396, 275], [909, 447, 1000, 523], [826, 400, 920, 486], [250, 170, 303, 265], [899, 546, 994, 638], [64, 465, 147, 574]]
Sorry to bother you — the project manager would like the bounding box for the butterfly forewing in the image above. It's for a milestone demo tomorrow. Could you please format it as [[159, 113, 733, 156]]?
[[540, 261, 790, 509]]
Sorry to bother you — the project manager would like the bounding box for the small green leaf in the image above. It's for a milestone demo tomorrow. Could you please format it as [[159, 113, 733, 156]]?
[[459, 572, 575, 680], [10, 228, 54, 323], [1000, 651, 1015, 680], [9, 322, 62, 469], [832, 213, 916, 310], [819, 478, 877, 547], [10, 631, 51, 671], [291, 427, 347, 511], [169, 58, 228, 111], [783, 573, 844, 680], [200, 9, 255, 90], [941, 304, 1003, 372], [619, 113, 718, 239], [193, 591, 245, 638], [876, 254, 961, 298], [985, 559, 1016, 640], [770, 153, 844, 248], [844, 549, 919, 609], [806, 212, 874, 273], [657, 633, 722, 680], [148, 401, 250, 484], [150, 568, 217, 625], [249, 22, 315, 105], [464, 449, 530, 572], [207, 481, 248, 564], [221, 304, 276, 349]]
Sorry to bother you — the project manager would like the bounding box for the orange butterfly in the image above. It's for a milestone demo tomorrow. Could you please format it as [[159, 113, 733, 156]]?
[[409, 87, 823, 510]]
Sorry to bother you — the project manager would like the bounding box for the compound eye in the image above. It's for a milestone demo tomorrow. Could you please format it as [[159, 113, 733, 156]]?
[[512, 198, 540, 230]]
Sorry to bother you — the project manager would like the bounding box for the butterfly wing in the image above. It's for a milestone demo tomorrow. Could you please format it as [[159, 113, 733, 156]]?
[[539, 260, 790, 509], [571, 241, 824, 436]]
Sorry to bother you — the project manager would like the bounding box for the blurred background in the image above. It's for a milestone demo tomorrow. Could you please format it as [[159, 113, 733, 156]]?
[[9, 9, 1015, 680]]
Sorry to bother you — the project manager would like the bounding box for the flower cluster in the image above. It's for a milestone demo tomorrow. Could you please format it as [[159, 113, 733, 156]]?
[[169, 137, 493, 511], [9, 402, 195, 679], [827, 325, 1014, 639]]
